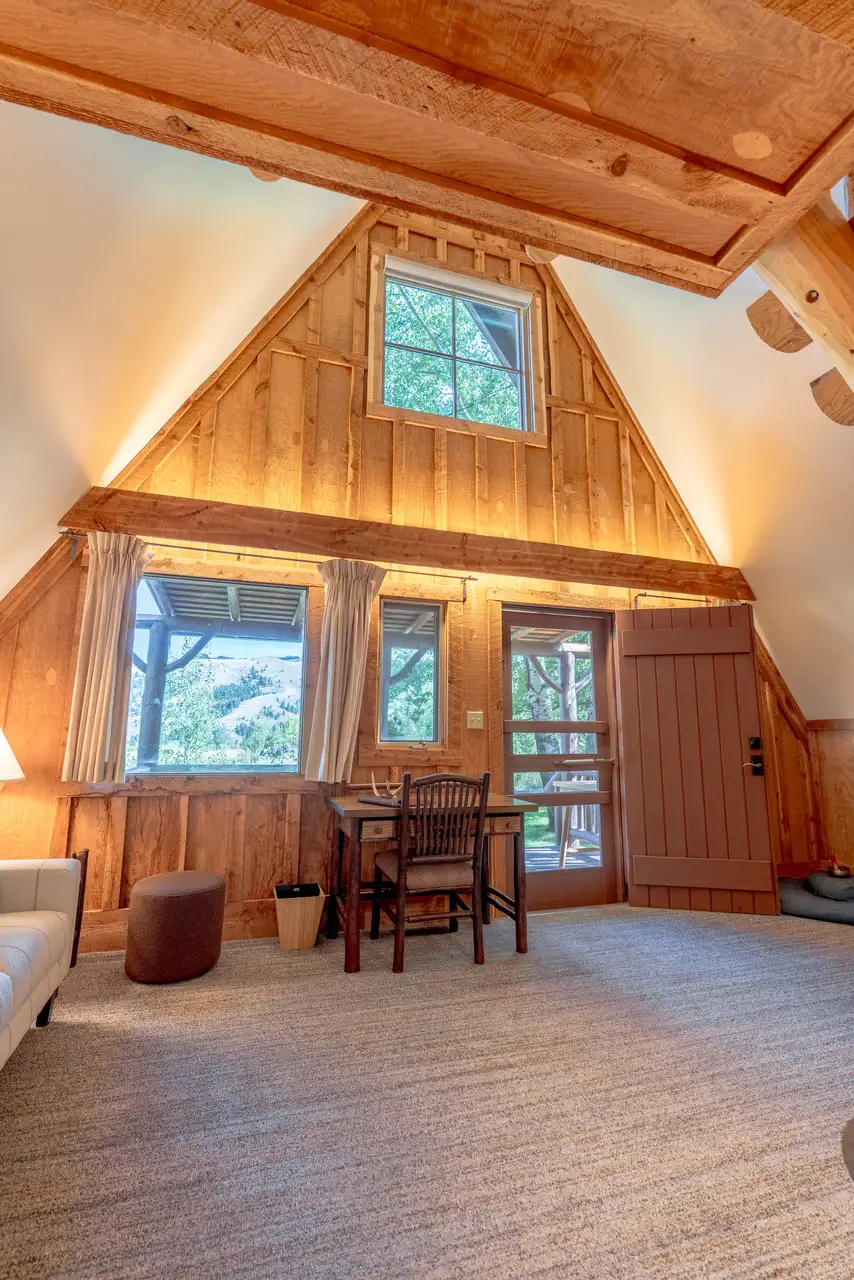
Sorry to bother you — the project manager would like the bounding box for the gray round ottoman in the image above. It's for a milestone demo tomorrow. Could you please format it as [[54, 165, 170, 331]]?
[[125, 871, 226, 984]]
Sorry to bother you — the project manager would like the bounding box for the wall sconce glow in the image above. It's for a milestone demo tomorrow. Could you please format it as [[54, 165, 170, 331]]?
[[0, 728, 24, 786]]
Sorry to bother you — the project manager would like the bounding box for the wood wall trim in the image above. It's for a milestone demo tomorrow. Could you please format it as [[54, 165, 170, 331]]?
[[60, 486, 756, 601], [0, 537, 78, 642], [807, 718, 854, 732], [756, 635, 810, 741]]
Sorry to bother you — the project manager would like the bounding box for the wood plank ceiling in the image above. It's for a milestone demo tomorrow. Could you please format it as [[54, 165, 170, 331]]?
[[2, 0, 854, 295]]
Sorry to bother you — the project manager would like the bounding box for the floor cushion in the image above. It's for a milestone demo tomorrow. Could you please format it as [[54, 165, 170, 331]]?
[[779, 878, 854, 925], [806, 871, 854, 901]]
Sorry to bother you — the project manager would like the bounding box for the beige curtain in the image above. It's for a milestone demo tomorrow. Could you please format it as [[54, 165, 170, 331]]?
[[305, 559, 386, 784], [62, 532, 153, 784]]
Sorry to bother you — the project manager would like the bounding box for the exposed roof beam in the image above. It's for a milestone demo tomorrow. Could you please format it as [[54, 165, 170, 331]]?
[[4, 0, 854, 295], [60, 486, 756, 601]]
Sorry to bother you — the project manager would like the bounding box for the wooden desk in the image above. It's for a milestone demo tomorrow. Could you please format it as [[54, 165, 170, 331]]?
[[326, 793, 537, 973]]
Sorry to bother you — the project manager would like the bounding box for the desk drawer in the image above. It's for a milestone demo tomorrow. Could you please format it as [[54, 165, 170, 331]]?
[[361, 819, 397, 841], [487, 816, 522, 835]]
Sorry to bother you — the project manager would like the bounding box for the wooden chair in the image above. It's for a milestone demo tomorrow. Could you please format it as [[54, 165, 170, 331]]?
[[370, 771, 490, 972]]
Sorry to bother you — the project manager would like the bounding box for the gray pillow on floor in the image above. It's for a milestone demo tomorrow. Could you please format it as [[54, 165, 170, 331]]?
[[806, 872, 854, 901]]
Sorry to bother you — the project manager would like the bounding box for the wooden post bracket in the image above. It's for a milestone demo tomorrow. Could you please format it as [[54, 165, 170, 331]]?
[[751, 195, 854, 427]]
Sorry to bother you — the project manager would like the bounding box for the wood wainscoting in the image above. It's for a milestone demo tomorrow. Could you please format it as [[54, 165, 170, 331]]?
[[811, 721, 854, 871]]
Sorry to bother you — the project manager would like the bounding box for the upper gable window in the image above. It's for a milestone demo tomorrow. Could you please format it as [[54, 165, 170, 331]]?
[[379, 258, 535, 433]]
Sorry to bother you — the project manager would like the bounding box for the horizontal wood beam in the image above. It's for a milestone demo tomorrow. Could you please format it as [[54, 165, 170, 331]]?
[[6, 0, 854, 295], [135, 615, 303, 642], [633, 854, 774, 893], [60, 487, 756, 601]]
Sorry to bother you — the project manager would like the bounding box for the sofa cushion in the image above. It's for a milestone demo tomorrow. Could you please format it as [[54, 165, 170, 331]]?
[[0, 912, 70, 1018], [0, 971, 12, 1028]]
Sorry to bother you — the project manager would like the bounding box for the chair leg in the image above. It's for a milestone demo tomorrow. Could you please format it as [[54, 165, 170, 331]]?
[[472, 885, 485, 966], [393, 880, 407, 973], [448, 892, 459, 932], [36, 993, 56, 1027], [370, 865, 384, 940]]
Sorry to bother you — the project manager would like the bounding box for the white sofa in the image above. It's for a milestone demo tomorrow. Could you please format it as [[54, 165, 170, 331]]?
[[0, 858, 83, 1070]]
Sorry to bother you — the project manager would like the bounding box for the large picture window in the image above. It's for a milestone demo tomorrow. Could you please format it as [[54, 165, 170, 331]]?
[[126, 575, 307, 774], [381, 259, 532, 432], [379, 599, 442, 744]]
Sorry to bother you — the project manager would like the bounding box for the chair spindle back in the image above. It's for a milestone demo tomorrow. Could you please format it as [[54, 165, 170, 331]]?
[[399, 772, 491, 867]]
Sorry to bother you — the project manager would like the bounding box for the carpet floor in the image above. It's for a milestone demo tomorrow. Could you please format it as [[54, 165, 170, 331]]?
[[2, 907, 854, 1279]]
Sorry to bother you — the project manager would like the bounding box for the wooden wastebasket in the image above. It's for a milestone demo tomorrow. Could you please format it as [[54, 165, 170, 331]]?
[[274, 883, 325, 949]]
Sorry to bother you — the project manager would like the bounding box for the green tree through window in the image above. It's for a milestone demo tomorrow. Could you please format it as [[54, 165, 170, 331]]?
[[126, 577, 307, 773], [379, 600, 441, 742], [383, 273, 527, 430]]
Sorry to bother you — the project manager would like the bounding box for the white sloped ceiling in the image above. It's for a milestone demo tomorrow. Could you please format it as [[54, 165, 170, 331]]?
[[0, 99, 360, 596], [1, 99, 849, 717], [553, 256, 853, 719]]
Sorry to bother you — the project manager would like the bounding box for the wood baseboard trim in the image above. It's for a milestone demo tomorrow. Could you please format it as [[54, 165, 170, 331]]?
[[79, 898, 280, 954]]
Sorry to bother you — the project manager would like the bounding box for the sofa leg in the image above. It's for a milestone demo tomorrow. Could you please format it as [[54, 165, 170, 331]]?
[[35, 993, 56, 1028]]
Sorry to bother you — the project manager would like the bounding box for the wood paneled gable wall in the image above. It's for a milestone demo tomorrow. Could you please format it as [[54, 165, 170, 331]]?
[[120, 204, 710, 560], [0, 204, 826, 947]]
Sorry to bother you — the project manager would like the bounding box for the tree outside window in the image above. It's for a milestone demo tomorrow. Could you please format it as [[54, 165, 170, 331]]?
[[382, 271, 529, 431], [379, 600, 442, 743], [126, 576, 307, 773]]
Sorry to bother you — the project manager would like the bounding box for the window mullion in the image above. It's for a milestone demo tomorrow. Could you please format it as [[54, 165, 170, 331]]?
[[451, 291, 458, 419]]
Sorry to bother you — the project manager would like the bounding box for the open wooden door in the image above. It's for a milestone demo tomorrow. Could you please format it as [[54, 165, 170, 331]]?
[[616, 604, 778, 915]]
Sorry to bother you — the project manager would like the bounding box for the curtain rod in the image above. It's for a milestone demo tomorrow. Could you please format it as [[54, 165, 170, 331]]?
[[59, 531, 477, 588]]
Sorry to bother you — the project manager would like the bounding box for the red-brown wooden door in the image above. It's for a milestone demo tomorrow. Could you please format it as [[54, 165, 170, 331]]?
[[616, 604, 778, 915]]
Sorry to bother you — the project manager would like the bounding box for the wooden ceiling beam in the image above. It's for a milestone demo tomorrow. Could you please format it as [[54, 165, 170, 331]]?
[[0, 23, 729, 295], [757, 196, 854, 393], [59, 487, 756, 602], [3, 0, 854, 294]]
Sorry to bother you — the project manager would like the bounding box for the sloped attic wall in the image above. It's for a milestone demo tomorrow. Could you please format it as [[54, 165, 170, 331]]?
[[0, 205, 822, 946]]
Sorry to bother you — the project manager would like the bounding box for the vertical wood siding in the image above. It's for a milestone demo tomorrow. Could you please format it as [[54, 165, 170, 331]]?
[[0, 207, 822, 943]]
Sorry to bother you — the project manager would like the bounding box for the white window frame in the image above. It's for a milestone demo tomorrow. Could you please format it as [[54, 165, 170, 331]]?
[[367, 253, 547, 444]]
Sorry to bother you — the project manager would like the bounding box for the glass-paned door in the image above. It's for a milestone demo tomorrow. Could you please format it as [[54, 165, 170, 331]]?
[[502, 607, 618, 909]]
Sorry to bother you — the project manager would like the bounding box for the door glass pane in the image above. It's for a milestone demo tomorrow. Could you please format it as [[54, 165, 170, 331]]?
[[522, 804, 603, 872], [513, 770, 600, 795], [509, 627, 596, 722], [511, 731, 598, 756]]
